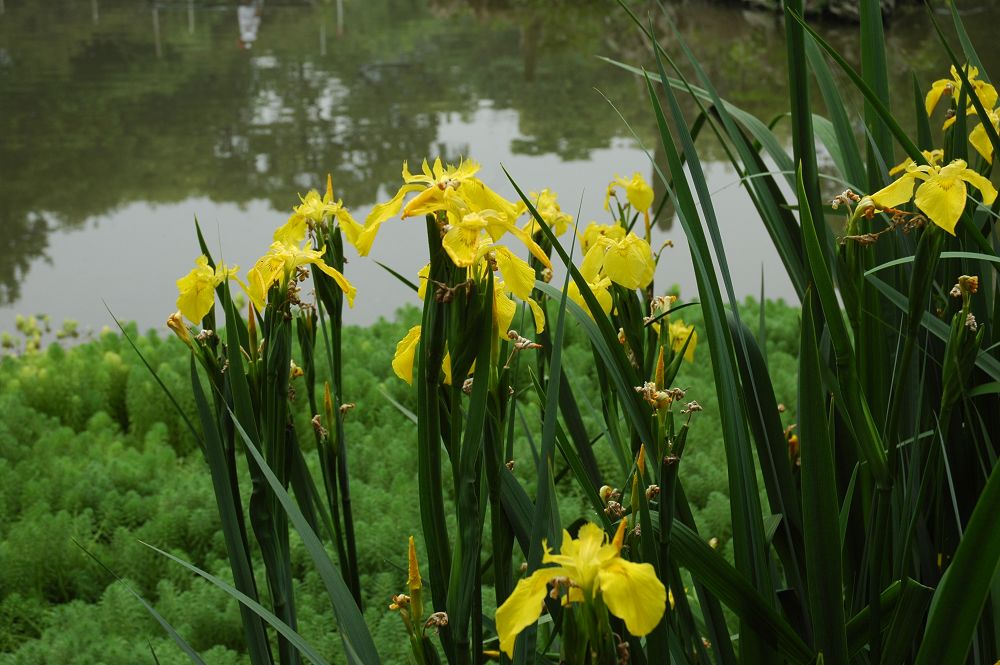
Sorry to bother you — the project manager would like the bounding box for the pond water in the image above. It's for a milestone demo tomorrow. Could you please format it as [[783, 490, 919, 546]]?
[[2, 0, 999, 340]]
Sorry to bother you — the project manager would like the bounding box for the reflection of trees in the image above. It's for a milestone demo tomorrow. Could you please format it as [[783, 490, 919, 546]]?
[[0, 212, 49, 305]]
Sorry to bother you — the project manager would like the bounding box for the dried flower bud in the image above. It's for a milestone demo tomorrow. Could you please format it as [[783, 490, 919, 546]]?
[[311, 414, 328, 439], [424, 612, 449, 633], [645, 485, 660, 501], [681, 400, 702, 415], [599, 485, 614, 504], [959, 275, 979, 294], [166, 312, 191, 346]]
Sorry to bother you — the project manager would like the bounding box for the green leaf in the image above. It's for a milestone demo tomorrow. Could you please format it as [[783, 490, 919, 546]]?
[[782, 0, 826, 244], [189, 357, 274, 665], [865, 250, 1000, 276], [415, 216, 453, 633], [640, 34, 779, 658], [670, 522, 813, 664], [518, 209, 575, 663], [915, 456, 1000, 665], [374, 260, 419, 293], [866, 275, 1000, 381], [859, 0, 894, 187], [913, 74, 933, 151], [797, 167, 889, 483], [844, 578, 932, 658], [76, 541, 208, 665], [728, 312, 806, 601], [142, 543, 332, 665], [784, 6, 923, 165], [798, 291, 849, 665], [228, 409, 382, 665], [804, 29, 866, 189]]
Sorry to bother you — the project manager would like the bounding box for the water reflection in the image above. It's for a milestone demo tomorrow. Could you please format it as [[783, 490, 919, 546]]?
[[1, 0, 998, 333]]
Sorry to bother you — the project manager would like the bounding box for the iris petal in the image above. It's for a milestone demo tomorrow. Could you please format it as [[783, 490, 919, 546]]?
[[598, 558, 667, 637], [391, 325, 422, 385], [495, 567, 564, 658], [871, 173, 918, 210], [914, 177, 967, 235], [959, 167, 998, 205]]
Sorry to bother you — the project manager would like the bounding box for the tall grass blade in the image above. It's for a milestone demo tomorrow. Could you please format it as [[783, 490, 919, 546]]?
[[517, 206, 575, 663], [76, 541, 208, 665], [669, 522, 813, 663], [728, 313, 806, 600], [798, 291, 849, 665], [914, 457, 1000, 665], [785, 8, 923, 165], [804, 36, 866, 189], [859, 0, 893, 188], [641, 42, 779, 658], [797, 168, 889, 483], [416, 216, 454, 645], [142, 543, 332, 665], [782, 0, 826, 237], [189, 356, 274, 665], [228, 409, 382, 665]]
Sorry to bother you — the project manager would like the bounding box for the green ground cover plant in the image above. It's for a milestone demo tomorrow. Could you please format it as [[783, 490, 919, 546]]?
[[0, 299, 799, 664]]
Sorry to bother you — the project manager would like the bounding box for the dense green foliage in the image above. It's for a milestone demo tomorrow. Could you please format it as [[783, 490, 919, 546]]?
[[0, 299, 799, 663]]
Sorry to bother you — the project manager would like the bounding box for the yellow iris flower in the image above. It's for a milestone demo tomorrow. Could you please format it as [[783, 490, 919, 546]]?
[[669, 320, 697, 363], [871, 158, 997, 235], [391, 324, 452, 385], [568, 275, 613, 318], [283, 174, 364, 249], [484, 245, 546, 337], [580, 232, 655, 291], [415, 245, 545, 338], [969, 108, 999, 163], [495, 520, 666, 658], [357, 158, 518, 256], [579, 222, 626, 255], [416, 191, 548, 337], [926, 65, 998, 129], [518, 189, 573, 237], [494, 279, 545, 338], [567, 243, 614, 318], [440, 203, 551, 270], [604, 172, 654, 213], [245, 239, 356, 311], [888, 149, 944, 176], [176, 255, 240, 323]]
